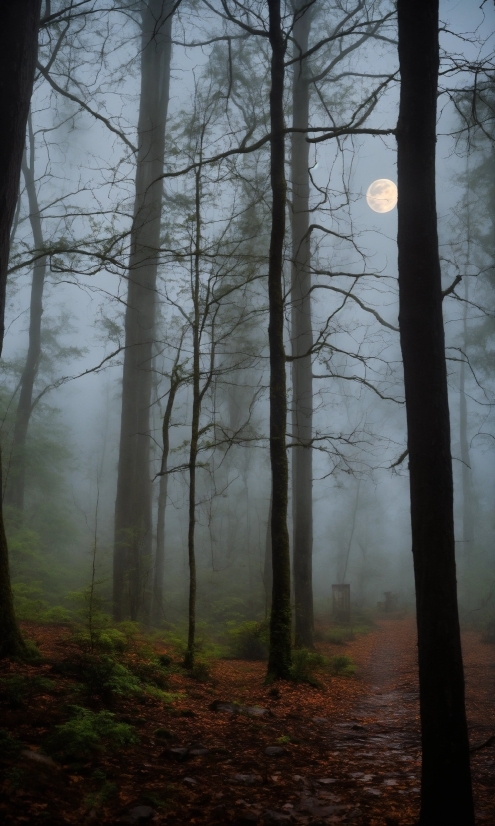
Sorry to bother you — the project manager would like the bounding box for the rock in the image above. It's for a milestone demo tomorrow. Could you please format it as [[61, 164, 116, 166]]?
[[316, 778, 337, 785], [21, 750, 58, 770], [265, 746, 285, 757], [311, 717, 328, 723], [118, 805, 155, 824], [236, 812, 260, 824], [128, 806, 154, 821], [168, 747, 189, 760], [245, 705, 271, 717], [210, 700, 238, 713], [263, 811, 292, 824], [210, 700, 272, 717], [232, 773, 263, 785], [189, 747, 210, 756], [183, 777, 197, 785]]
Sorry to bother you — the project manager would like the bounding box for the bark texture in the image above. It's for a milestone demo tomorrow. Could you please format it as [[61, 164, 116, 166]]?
[[0, 0, 41, 658], [114, 0, 173, 621], [266, 0, 292, 681], [290, 0, 314, 649], [5, 118, 46, 514], [396, 2, 474, 823]]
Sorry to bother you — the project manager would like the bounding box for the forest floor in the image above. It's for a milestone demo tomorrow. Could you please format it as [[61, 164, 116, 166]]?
[[1, 616, 494, 826]]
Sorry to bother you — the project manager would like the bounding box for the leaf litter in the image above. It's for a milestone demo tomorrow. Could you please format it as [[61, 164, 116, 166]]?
[[0, 618, 494, 825]]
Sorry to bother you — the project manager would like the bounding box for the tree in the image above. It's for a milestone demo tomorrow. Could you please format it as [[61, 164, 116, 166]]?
[[0, 0, 42, 658], [266, 0, 292, 681], [113, 0, 174, 621], [4, 114, 47, 515], [290, 0, 314, 649], [396, 1, 474, 822], [151, 334, 185, 626]]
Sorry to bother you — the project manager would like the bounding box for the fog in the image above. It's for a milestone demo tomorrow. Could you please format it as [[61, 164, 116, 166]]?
[[4, 0, 494, 634]]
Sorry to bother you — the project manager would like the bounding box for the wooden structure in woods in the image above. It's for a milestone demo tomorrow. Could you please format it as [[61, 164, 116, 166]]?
[[377, 592, 398, 613], [332, 584, 351, 624]]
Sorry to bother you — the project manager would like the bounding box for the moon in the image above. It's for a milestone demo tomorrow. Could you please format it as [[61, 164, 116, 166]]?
[[366, 179, 397, 213]]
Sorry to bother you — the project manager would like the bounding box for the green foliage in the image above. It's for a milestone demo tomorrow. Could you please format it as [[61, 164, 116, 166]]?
[[56, 653, 142, 703], [328, 654, 356, 677], [320, 627, 355, 645], [227, 619, 269, 660], [289, 649, 329, 686], [128, 658, 170, 688], [84, 768, 118, 810], [0, 675, 55, 709], [44, 706, 138, 761], [208, 597, 253, 625], [184, 659, 211, 682]]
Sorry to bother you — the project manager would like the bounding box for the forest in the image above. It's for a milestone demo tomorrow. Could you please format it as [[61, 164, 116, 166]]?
[[0, 1, 494, 825]]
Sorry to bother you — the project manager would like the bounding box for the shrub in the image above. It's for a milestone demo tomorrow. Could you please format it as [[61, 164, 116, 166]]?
[[45, 706, 138, 761], [227, 620, 269, 660], [289, 649, 328, 686], [128, 658, 170, 689], [323, 628, 355, 645], [56, 654, 142, 703], [0, 675, 55, 709], [329, 654, 356, 676]]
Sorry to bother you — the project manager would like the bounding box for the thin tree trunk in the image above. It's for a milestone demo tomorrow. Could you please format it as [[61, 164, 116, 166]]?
[[114, 0, 173, 621], [151, 358, 182, 626], [291, 0, 314, 650], [460, 280, 474, 547], [396, 2, 474, 823], [0, 0, 41, 659], [184, 169, 202, 670], [5, 115, 46, 514], [266, 0, 292, 681], [263, 494, 273, 617]]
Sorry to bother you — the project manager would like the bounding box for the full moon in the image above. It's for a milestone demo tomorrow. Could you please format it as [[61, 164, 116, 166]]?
[[366, 179, 397, 213]]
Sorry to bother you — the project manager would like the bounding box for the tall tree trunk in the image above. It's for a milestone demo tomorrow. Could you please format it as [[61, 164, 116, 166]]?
[[291, 0, 314, 650], [5, 115, 46, 515], [184, 170, 202, 670], [0, 0, 41, 658], [396, 2, 474, 823], [113, 0, 173, 621], [266, 0, 292, 681]]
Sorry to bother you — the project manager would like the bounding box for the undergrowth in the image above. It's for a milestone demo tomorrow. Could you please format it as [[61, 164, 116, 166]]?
[[227, 620, 269, 660], [44, 706, 138, 761]]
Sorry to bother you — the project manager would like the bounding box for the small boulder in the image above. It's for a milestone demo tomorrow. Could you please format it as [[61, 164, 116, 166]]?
[[265, 746, 285, 757], [232, 774, 263, 785], [168, 747, 189, 760]]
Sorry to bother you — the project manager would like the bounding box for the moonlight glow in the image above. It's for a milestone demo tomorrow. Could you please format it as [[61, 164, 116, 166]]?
[[366, 179, 398, 213]]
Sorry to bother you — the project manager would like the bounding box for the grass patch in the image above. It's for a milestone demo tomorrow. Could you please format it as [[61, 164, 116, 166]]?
[[328, 654, 356, 676], [289, 649, 329, 686]]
